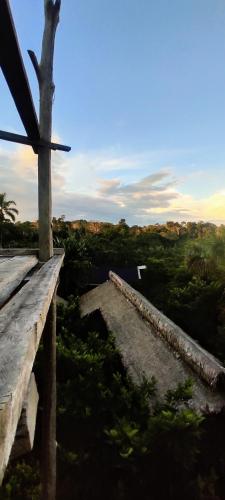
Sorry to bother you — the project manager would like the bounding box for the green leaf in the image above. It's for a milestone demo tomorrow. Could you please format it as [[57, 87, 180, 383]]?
[[120, 447, 134, 458]]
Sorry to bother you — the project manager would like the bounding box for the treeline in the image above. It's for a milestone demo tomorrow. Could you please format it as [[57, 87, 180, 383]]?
[[2, 217, 222, 248]]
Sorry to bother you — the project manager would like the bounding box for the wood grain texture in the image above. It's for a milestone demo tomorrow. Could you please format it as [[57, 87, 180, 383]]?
[[0, 249, 38, 257], [0, 253, 64, 484], [10, 373, 39, 460], [0, 248, 64, 257], [37, 0, 61, 263], [0, 256, 38, 307], [41, 292, 57, 500]]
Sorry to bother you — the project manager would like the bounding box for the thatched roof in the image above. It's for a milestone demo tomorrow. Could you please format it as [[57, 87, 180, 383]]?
[[80, 272, 225, 414]]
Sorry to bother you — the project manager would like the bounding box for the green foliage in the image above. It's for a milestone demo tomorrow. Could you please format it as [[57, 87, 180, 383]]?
[[0, 461, 40, 500], [0, 193, 18, 224], [104, 419, 145, 459], [2, 296, 225, 499], [0, 193, 19, 246], [54, 299, 205, 499], [165, 378, 194, 406], [3, 219, 225, 498]]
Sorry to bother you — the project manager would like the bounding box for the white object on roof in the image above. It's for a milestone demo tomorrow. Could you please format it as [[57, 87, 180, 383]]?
[[137, 265, 147, 279]]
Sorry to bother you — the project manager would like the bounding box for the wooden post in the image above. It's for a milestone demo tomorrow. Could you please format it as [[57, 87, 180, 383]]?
[[29, 2, 61, 498], [41, 290, 57, 500], [29, 0, 61, 262]]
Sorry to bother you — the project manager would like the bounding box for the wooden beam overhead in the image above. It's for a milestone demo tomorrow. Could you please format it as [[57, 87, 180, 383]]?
[[0, 0, 40, 153], [0, 130, 71, 153]]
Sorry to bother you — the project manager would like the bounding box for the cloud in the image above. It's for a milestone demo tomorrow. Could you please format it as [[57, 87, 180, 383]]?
[[0, 143, 225, 225], [167, 190, 225, 223]]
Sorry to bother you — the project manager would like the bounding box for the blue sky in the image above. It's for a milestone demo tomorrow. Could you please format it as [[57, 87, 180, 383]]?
[[1, 0, 225, 224]]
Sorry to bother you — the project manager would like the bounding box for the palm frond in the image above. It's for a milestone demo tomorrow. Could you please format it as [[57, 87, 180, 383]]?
[[5, 200, 17, 207], [5, 209, 16, 222], [6, 207, 18, 214], [0, 194, 18, 223]]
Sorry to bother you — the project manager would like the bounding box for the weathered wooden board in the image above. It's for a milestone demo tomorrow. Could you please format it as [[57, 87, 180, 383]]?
[[10, 373, 39, 460], [0, 253, 64, 483], [0, 256, 38, 307], [0, 248, 64, 257], [0, 249, 38, 257]]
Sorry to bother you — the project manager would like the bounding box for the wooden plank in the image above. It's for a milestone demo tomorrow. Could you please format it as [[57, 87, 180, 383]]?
[[0, 253, 64, 484], [0, 256, 38, 307], [0, 248, 64, 257], [10, 373, 39, 460], [0, 249, 38, 257], [0, 258, 11, 265]]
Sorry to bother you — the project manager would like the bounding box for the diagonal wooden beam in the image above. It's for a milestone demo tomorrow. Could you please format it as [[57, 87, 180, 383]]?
[[0, 0, 40, 153]]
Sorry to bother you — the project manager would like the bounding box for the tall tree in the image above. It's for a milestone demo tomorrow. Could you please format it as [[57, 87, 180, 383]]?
[[0, 193, 18, 246]]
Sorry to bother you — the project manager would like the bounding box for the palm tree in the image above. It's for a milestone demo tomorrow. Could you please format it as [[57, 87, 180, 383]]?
[[0, 193, 18, 247]]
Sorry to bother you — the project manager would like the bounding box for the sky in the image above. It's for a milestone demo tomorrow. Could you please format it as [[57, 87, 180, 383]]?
[[1, 0, 225, 225]]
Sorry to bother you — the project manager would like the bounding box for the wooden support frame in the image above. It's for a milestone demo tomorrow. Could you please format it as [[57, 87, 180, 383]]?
[[0, 0, 69, 260], [0, 1, 67, 495], [0, 0, 70, 155]]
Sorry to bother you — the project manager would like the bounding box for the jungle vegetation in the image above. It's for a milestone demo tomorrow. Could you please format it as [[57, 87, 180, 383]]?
[[1, 215, 225, 499]]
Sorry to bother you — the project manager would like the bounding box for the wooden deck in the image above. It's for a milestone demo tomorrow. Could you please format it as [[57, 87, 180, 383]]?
[[0, 249, 64, 483]]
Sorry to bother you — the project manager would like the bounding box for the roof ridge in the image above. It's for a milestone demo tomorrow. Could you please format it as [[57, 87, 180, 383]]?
[[109, 271, 225, 391]]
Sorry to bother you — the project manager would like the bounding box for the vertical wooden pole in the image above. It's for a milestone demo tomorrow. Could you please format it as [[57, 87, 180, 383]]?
[[41, 290, 57, 500], [38, 0, 56, 263], [29, 0, 61, 262], [38, 145, 53, 262], [29, 3, 61, 498]]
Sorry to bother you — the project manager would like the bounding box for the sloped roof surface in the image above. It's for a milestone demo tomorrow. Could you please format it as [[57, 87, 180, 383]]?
[[80, 277, 225, 414]]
